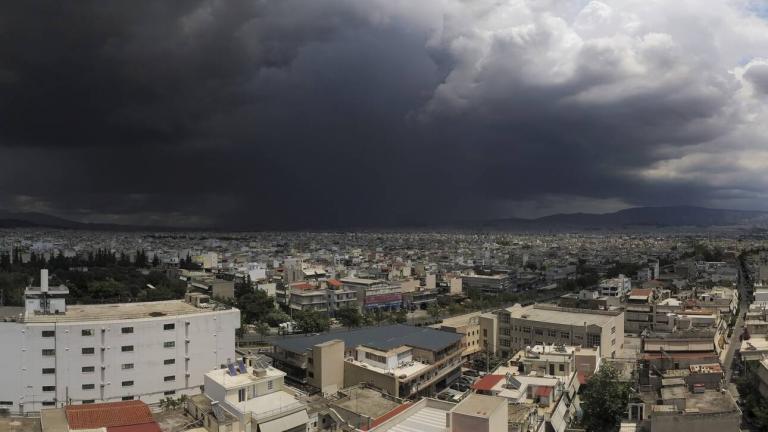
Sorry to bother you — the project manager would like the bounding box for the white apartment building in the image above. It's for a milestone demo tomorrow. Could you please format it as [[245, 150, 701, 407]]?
[[599, 274, 631, 298], [0, 270, 240, 414]]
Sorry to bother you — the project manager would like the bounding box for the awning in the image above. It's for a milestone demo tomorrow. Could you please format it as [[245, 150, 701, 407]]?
[[258, 410, 309, 432]]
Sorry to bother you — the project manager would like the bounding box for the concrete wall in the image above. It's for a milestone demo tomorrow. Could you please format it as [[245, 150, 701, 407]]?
[[343, 362, 398, 397], [310, 340, 344, 394]]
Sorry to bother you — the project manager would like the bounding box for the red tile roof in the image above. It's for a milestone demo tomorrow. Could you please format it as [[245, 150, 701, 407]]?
[[629, 288, 653, 297], [66, 401, 157, 430], [328, 279, 342, 287], [291, 282, 315, 290], [472, 374, 505, 391], [108, 424, 162, 432]]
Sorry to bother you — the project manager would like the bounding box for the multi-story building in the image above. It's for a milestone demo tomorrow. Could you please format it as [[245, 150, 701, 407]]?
[[268, 324, 463, 398], [0, 270, 240, 414], [288, 282, 328, 313], [435, 312, 483, 359], [461, 273, 514, 295], [340, 277, 402, 311], [192, 364, 309, 432], [599, 274, 631, 298], [496, 304, 624, 359]]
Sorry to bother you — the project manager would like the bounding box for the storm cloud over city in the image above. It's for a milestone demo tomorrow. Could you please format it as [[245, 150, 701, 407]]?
[[2, 0, 768, 228]]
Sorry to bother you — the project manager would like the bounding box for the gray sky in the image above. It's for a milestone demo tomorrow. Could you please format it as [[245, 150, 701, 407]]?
[[2, 0, 768, 229]]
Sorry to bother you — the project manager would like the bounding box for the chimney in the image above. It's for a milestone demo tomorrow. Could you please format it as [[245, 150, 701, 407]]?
[[40, 269, 49, 293]]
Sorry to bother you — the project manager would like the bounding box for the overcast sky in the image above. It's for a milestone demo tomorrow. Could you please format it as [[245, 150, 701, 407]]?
[[2, 0, 768, 229]]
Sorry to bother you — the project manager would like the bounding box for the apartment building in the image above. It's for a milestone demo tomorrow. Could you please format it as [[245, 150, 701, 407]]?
[[0, 270, 240, 414], [288, 282, 328, 313], [599, 274, 631, 298], [268, 324, 463, 398], [461, 273, 514, 295], [435, 312, 483, 359], [194, 364, 309, 432], [340, 277, 402, 311], [496, 304, 624, 359]]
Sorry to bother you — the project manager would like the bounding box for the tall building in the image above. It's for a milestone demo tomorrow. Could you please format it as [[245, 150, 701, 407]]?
[[599, 274, 631, 297], [461, 274, 514, 295], [496, 304, 624, 359], [0, 270, 240, 414]]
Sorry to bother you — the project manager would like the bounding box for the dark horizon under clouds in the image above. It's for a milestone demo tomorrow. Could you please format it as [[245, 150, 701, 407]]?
[[2, 0, 768, 229]]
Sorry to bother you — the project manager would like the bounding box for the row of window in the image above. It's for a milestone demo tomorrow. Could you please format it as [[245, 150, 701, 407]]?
[[42, 341, 177, 357], [41, 324, 177, 338], [41, 376, 177, 393], [41, 359, 178, 376]]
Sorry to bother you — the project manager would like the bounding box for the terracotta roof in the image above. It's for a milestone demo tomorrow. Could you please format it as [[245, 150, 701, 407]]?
[[328, 279, 342, 287], [291, 282, 315, 290], [472, 374, 505, 391], [535, 386, 553, 397], [629, 288, 653, 297], [66, 401, 157, 430]]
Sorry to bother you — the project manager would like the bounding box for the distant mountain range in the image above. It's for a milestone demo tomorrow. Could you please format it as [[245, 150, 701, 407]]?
[[1, 206, 768, 231], [465, 206, 768, 231]]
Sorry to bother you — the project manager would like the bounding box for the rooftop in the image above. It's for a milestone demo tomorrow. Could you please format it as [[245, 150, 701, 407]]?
[[24, 299, 230, 323], [505, 304, 621, 326], [64, 400, 160, 431], [273, 324, 462, 354], [451, 394, 506, 418], [206, 366, 285, 389], [333, 387, 402, 420]]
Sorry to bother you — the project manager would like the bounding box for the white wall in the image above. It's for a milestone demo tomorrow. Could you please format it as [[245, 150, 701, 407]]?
[[0, 308, 239, 414]]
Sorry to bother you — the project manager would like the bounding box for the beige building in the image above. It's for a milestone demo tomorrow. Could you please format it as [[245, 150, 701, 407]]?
[[496, 304, 624, 359], [435, 312, 483, 359], [449, 393, 507, 432], [269, 324, 463, 398]]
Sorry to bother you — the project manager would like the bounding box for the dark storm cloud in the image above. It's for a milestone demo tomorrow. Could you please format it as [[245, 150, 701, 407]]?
[[1, 0, 768, 228]]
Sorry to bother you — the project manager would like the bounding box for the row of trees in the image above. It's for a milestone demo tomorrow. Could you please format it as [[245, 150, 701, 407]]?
[[0, 248, 165, 273]]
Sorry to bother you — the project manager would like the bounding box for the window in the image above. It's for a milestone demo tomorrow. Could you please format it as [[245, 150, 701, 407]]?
[[587, 334, 601, 347], [81, 329, 93, 336], [42, 368, 55, 374], [121, 345, 134, 352], [611, 338, 616, 346], [42, 349, 55, 356], [82, 366, 95, 373], [42, 401, 56, 406], [611, 326, 616, 334], [163, 341, 175, 348], [42, 386, 56, 392], [559, 364, 565, 372], [163, 323, 175, 331], [164, 359, 175, 365], [267, 381, 274, 390], [521, 326, 531, 333], [0, 401, 13, 406], [500, 328, 511, 336], [121, 327, 134, 334], [42, 330, 55, 337], [364, 352, 386, 364], [534, 329, 543, 335], [308, 371, 314, 378], [560, 331, 570, 339], [164, 390, 176, 396], [82, 400, 95, 404], [483, 329, 488, 337], [164, 375, 175, 382], [82, 384, 95, 390], [238, 388, 246, 402], [122, 381, 134, 387], [122, 396, 134, 401], [122, 363, 134, 370], [547, 329, 557, 337], [82, 347, 95, 355]]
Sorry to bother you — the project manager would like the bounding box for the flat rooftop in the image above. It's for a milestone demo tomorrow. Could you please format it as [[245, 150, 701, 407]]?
[[505, 304, 621, 326], [333, 387, 401, 419], [24, 299, 229, 323], [273, 324, 462, 353], [206, 366, 285, 389], [452, 394, 506, 418]]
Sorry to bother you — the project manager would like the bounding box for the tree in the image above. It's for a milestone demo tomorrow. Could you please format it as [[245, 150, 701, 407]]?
[[253, 321, 270, 338], [264, 311, 291, 327], [427, 303, 442, 320], [238, 290, 276, 324], [580, 364, 631, 432], [294, 310, 330, 333], [151, 254, 160, 267], [336, 306, 363, 329]]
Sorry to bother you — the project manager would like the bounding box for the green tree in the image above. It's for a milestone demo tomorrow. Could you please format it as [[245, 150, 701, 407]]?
[[580, 364, 631, 432], [294, 310, 330, 333], [238, 290, 276, 324], [336, 306, 363, 329], [427, 303, 442, 320], [264, 311, 291, 327], [253, 321, 270, 338]]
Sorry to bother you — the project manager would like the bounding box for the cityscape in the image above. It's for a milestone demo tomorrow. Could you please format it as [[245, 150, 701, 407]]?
[[3, 1, 768, 432]]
